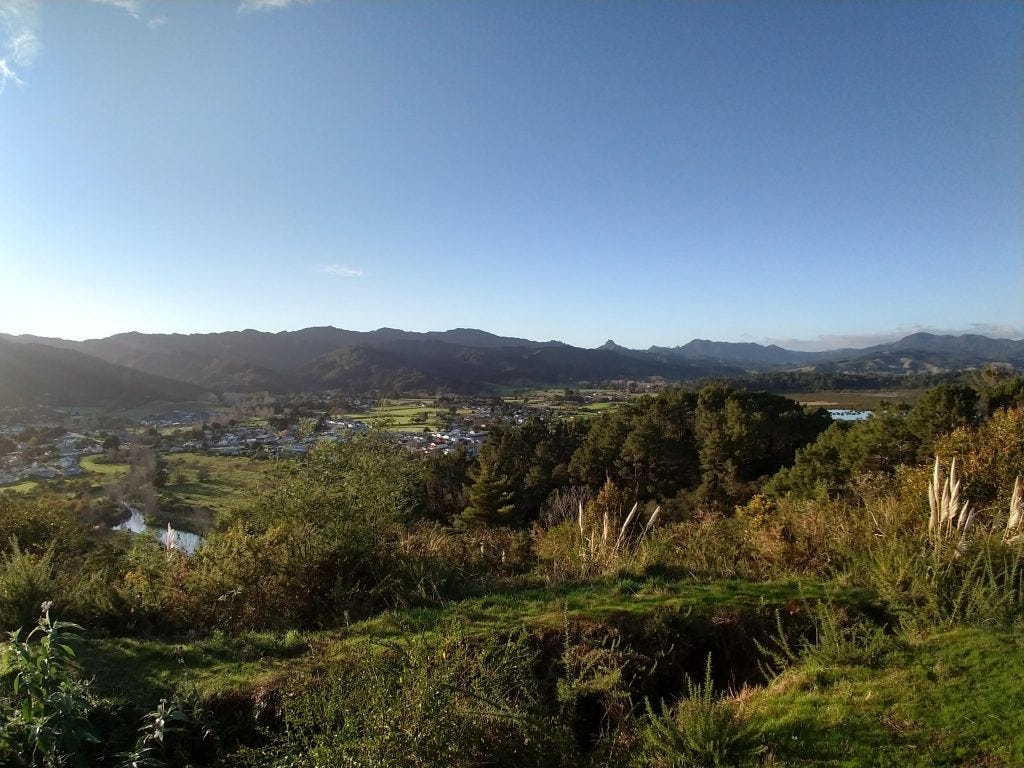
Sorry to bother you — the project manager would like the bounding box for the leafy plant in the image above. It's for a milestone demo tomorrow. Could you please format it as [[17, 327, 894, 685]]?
[[114, 697, 193, 768], [238, 625, 575, 767], [0, 602, 97, 767], [535, 479, 661, 582]]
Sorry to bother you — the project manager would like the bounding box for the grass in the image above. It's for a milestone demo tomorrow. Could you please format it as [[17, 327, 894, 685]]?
[[162, 454, 274, 516], [78, 631, 308, 707], [0, 480, 38, 493], [341, 398, 447, 432], [753, 627, 1024, 766], [791, 390, 925, 410], [78, 576, 832, 702], [75, 575, 1024, 766], [337, 393, 629, 431], [1, 456, 127, 495], [80, 455, 130, 476]]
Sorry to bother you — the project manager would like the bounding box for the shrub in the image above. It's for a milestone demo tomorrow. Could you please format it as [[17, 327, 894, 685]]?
[[233, 626, 576, 767], [0, 540, 59, 637], [635, 655, 762, 768], [0, 603, 98, 767], [867, 458, 1024, 630]]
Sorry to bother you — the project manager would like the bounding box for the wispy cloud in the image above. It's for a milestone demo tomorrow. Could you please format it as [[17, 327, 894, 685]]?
[[89, 0, 142, 19], [1, 0, 160, 94], [322, 264, 364, 278], [238, 0, 315, 13], [0, 0, 39, 93], [147, 15, 167, 29]]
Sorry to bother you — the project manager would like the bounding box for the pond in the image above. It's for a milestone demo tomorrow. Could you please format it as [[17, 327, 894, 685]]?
[[112, 505, 205, 555]]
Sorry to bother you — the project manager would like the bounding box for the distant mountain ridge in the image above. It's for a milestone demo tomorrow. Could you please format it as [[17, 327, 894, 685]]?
[[0, 338, 210, 407], [1, 328, 1021, 404]]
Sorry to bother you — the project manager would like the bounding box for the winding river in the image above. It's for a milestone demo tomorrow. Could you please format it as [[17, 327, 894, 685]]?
[[112, 505, 205, 555]]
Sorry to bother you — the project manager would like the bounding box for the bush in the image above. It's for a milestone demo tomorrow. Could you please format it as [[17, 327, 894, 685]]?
[[231, 626, 577, 768], [0, 541, 60, 637], [0, 604, 98, 767], [867, 459, 1024, 630], [635, 655, 762, 768]]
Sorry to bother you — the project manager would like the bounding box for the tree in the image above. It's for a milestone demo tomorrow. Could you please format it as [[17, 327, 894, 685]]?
[[908, 384, 979, 457], [458, 453, 515, 529]]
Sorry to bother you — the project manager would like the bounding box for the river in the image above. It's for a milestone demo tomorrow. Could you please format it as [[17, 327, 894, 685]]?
[[112, 505, 205, 555]]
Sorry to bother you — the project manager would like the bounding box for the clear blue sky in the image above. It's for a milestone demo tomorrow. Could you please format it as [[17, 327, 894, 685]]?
[[1, 0, 1020, 350]]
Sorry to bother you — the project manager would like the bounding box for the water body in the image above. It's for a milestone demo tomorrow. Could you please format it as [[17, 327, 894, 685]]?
[[828, 409, 872, 421], [113, 506, 205, 555]]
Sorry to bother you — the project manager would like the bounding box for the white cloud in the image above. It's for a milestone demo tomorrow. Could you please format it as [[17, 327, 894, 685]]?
[[0, 0, 38, 93], [147, 15, 167, 29], [322, 264, 364, 278], [1, 0, 159, 94], [89, 0, 142, 19], [238, 0, 315, 13]]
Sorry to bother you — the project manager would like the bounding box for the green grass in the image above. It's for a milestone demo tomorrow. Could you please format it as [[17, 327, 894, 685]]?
[[78, 576, 829, 701], [162, 454, 275, 516], [0, 480, 38, 493], [341, 399, 443, 432], [339, 576, 832, 644], [80, 455, 130, 476], [791, 390, 925, 410], [78, 630, 310, 714], [75, 575, 1024, 766], [753, 627, 1024, 766]]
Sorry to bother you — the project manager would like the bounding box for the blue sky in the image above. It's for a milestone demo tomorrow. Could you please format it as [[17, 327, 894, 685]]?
[[0, 0, 1020, 350]]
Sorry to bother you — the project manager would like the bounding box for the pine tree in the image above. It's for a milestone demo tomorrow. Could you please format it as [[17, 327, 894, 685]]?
[[458, 452, 516, 528]]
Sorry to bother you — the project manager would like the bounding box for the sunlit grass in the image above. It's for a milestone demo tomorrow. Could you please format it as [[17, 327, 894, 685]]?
[[0, 480, 37, 493], [753, 628, 1024, 766], [80, 455, 130, 476], [162, 454, 274, 515]]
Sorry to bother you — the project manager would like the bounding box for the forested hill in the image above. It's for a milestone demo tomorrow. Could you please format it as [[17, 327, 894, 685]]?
[[0, 327, 743, 394], [0, 339, 210, 407], [0, 327, 1020, 400]]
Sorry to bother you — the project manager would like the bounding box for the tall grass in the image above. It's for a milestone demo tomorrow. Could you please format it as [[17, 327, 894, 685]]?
[[869, 458, 1024, 630], [535, 482, 662, 583]]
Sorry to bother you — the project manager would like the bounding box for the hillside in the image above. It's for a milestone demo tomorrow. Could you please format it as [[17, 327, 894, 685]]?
[[0, 339, 211, 407], [1, 328, 1020, 402]]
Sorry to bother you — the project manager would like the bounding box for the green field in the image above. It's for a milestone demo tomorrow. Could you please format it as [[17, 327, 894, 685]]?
[[506, 388, 629, 420], [341, 399, 454, 432], [0, 480, 37, 493], [79, 577, 826, 702], [162, 453, 277, 516], [1, 455, 129, 495], [791, 390, 925, 410], [81, 455, 131, 476]]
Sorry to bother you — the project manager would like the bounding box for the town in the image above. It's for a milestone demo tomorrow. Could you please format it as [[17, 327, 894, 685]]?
[[0, 390, 626, 490]]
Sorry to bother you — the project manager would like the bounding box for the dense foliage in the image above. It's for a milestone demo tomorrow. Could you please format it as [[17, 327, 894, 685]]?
[[0, 378, 1022, 765]]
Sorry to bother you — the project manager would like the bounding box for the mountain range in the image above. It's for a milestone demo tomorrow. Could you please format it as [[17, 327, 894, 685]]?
[[0, 328, 1021, 407]]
